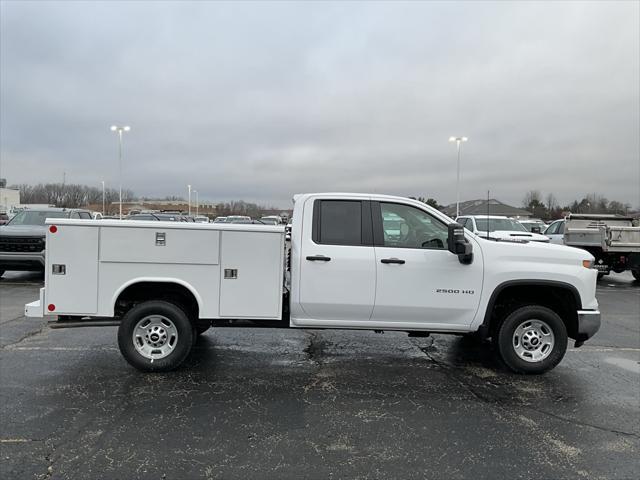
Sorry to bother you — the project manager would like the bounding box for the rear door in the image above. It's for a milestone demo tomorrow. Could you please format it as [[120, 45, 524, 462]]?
[[298, 199, 376, 322], [370, 201, 482, 328]]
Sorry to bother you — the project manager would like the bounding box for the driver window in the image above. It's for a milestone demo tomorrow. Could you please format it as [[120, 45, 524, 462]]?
[[380, 203, 448, 249]]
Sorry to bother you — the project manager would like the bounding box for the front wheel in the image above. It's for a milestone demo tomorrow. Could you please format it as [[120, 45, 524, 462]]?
[[632, 270, 640, 281], [117, 301, 194, 372], [496, 305, 568, 374]]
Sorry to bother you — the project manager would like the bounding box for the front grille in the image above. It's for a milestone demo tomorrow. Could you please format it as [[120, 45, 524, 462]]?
[[0, 236, 45, 253]]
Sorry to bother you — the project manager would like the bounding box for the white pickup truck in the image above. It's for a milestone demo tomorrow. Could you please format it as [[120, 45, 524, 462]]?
[[25, 193, 601, 374]]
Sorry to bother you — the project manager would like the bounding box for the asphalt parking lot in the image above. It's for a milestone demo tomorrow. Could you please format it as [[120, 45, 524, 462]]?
[[1, 272, 638, 480]]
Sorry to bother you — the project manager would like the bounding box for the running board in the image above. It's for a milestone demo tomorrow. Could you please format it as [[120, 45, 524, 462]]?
[[49, 319, 120, 329]]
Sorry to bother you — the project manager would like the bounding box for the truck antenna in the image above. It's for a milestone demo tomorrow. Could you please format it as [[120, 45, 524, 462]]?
[[487, 190, 490, 239]]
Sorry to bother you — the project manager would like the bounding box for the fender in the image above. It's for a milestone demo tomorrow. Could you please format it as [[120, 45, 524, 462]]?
[[110, 277, 204, 315], [478, 279, 582, 336]]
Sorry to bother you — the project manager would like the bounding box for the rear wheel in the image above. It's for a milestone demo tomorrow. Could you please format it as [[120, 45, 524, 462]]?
[[632, 270, 640, 281], [117, 300, 194, 372], [496, 305, 568, 374]]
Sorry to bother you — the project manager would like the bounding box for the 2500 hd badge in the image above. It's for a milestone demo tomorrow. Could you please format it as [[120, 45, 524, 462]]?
[[436, 289, 475, 294]]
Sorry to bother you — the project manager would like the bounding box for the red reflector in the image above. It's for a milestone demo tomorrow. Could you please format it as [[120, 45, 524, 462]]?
[[49, 225, 58, 233], [47, 304, 56, 312]]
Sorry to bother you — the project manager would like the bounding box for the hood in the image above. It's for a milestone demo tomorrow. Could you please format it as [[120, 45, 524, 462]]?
[[486, 230, 550, 242], [476, 234, 594, 262], [0, 224, 48, 236]]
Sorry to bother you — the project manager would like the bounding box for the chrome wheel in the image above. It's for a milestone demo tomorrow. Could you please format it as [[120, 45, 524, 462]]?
[[132, 315, 178, 360], [512, 319, 555, 363]]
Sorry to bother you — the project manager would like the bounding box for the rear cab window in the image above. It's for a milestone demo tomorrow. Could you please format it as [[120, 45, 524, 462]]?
[[312, 200, 372, 246]]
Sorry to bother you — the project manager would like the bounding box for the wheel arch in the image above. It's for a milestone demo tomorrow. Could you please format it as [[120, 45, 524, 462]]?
[[480, 280, 581, 340], [112, 277, 203, 319]]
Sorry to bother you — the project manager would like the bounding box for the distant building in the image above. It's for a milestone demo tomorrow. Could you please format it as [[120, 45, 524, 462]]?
[[442, 199, 532, 218], [0, 186, 20, 214]]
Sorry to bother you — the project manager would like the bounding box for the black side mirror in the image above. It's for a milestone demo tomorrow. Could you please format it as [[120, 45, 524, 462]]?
[[447, 223, 473, 264]]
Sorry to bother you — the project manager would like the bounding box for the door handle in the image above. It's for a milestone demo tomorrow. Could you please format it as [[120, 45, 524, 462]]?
[[306, 255, 331, 262], [381, 258, 405, 264]]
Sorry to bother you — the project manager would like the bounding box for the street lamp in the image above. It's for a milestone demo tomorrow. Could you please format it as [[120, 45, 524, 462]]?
[[187, 185, 192, 216], [449, 136, 468, 218], [193, 190, 199, 217], [101, 180, 105, 216], [110, 125, 131, 219]]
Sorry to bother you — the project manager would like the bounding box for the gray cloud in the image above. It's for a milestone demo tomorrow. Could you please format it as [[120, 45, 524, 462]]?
[[1, 0, 638, 208]]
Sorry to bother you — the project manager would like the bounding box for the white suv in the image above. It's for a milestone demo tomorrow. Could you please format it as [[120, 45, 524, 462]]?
[[457, 215, 550, 243]]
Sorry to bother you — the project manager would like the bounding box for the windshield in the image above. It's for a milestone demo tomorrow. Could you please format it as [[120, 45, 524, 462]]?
[[6, 210, 68, 226], [475, 218, 528, 233]]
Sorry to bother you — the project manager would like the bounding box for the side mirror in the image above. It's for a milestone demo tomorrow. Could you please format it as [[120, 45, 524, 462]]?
[[531, 226, 541, 233], [447, 223, 473, 264]]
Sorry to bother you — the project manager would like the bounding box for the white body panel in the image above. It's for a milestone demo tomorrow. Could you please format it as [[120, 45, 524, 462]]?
[[41, 219, 284, 320], [370, 242, 483, 327], [296, 194, 376, 322], [46, 224, 99, 314], [219, 230, 284, 318]]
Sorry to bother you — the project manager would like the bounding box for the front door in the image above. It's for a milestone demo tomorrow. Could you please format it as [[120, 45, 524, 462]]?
[[297, 198, 376, 322], [370, 201, 483, 328]]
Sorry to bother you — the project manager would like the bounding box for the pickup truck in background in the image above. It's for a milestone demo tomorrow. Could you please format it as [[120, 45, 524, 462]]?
[[456, 215, 550, 242], [560, 214, 640, 280], [25, 193, 600, 374], [0, 208, 93, 277]]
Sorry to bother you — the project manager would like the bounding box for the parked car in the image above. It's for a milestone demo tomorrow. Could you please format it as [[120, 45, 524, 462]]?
[[544, 219, 565, 245], [0, 208, 92, 277], [457, 215, 550, 243], [518, 219, 546, 233], [226, 215, 253, 224], [213, 217, 227, 223], [259, 216, 281, 225], [127, 213, 181, 221], [194, 216, 210, 223]]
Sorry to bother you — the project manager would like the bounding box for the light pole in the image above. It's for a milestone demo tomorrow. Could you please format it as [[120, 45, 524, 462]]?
[[449, 136, 468, 218], [188, 185, 192, 216], [101, 180, 105, 216], [110, 125, 131, 219], [194, 190, 199, 217]]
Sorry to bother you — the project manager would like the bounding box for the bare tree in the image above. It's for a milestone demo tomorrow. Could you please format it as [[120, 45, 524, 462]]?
[[545, 193, 557, 212], [522, 190, 542, 208]]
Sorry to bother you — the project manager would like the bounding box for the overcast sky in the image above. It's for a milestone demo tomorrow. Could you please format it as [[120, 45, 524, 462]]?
[[1, 0, 638, 209]]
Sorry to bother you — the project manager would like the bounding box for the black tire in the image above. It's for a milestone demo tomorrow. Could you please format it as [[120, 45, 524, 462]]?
[[0, 269, 4, 278], [496, 305, 568, 374], [597, 272, 605, 280], [632, 270, 640, 281], [117, 300, 194, 372]]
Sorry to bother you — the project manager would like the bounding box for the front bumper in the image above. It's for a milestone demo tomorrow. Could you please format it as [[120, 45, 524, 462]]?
[[575, 309, 601, 345], [0, 252, 46, 270]]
